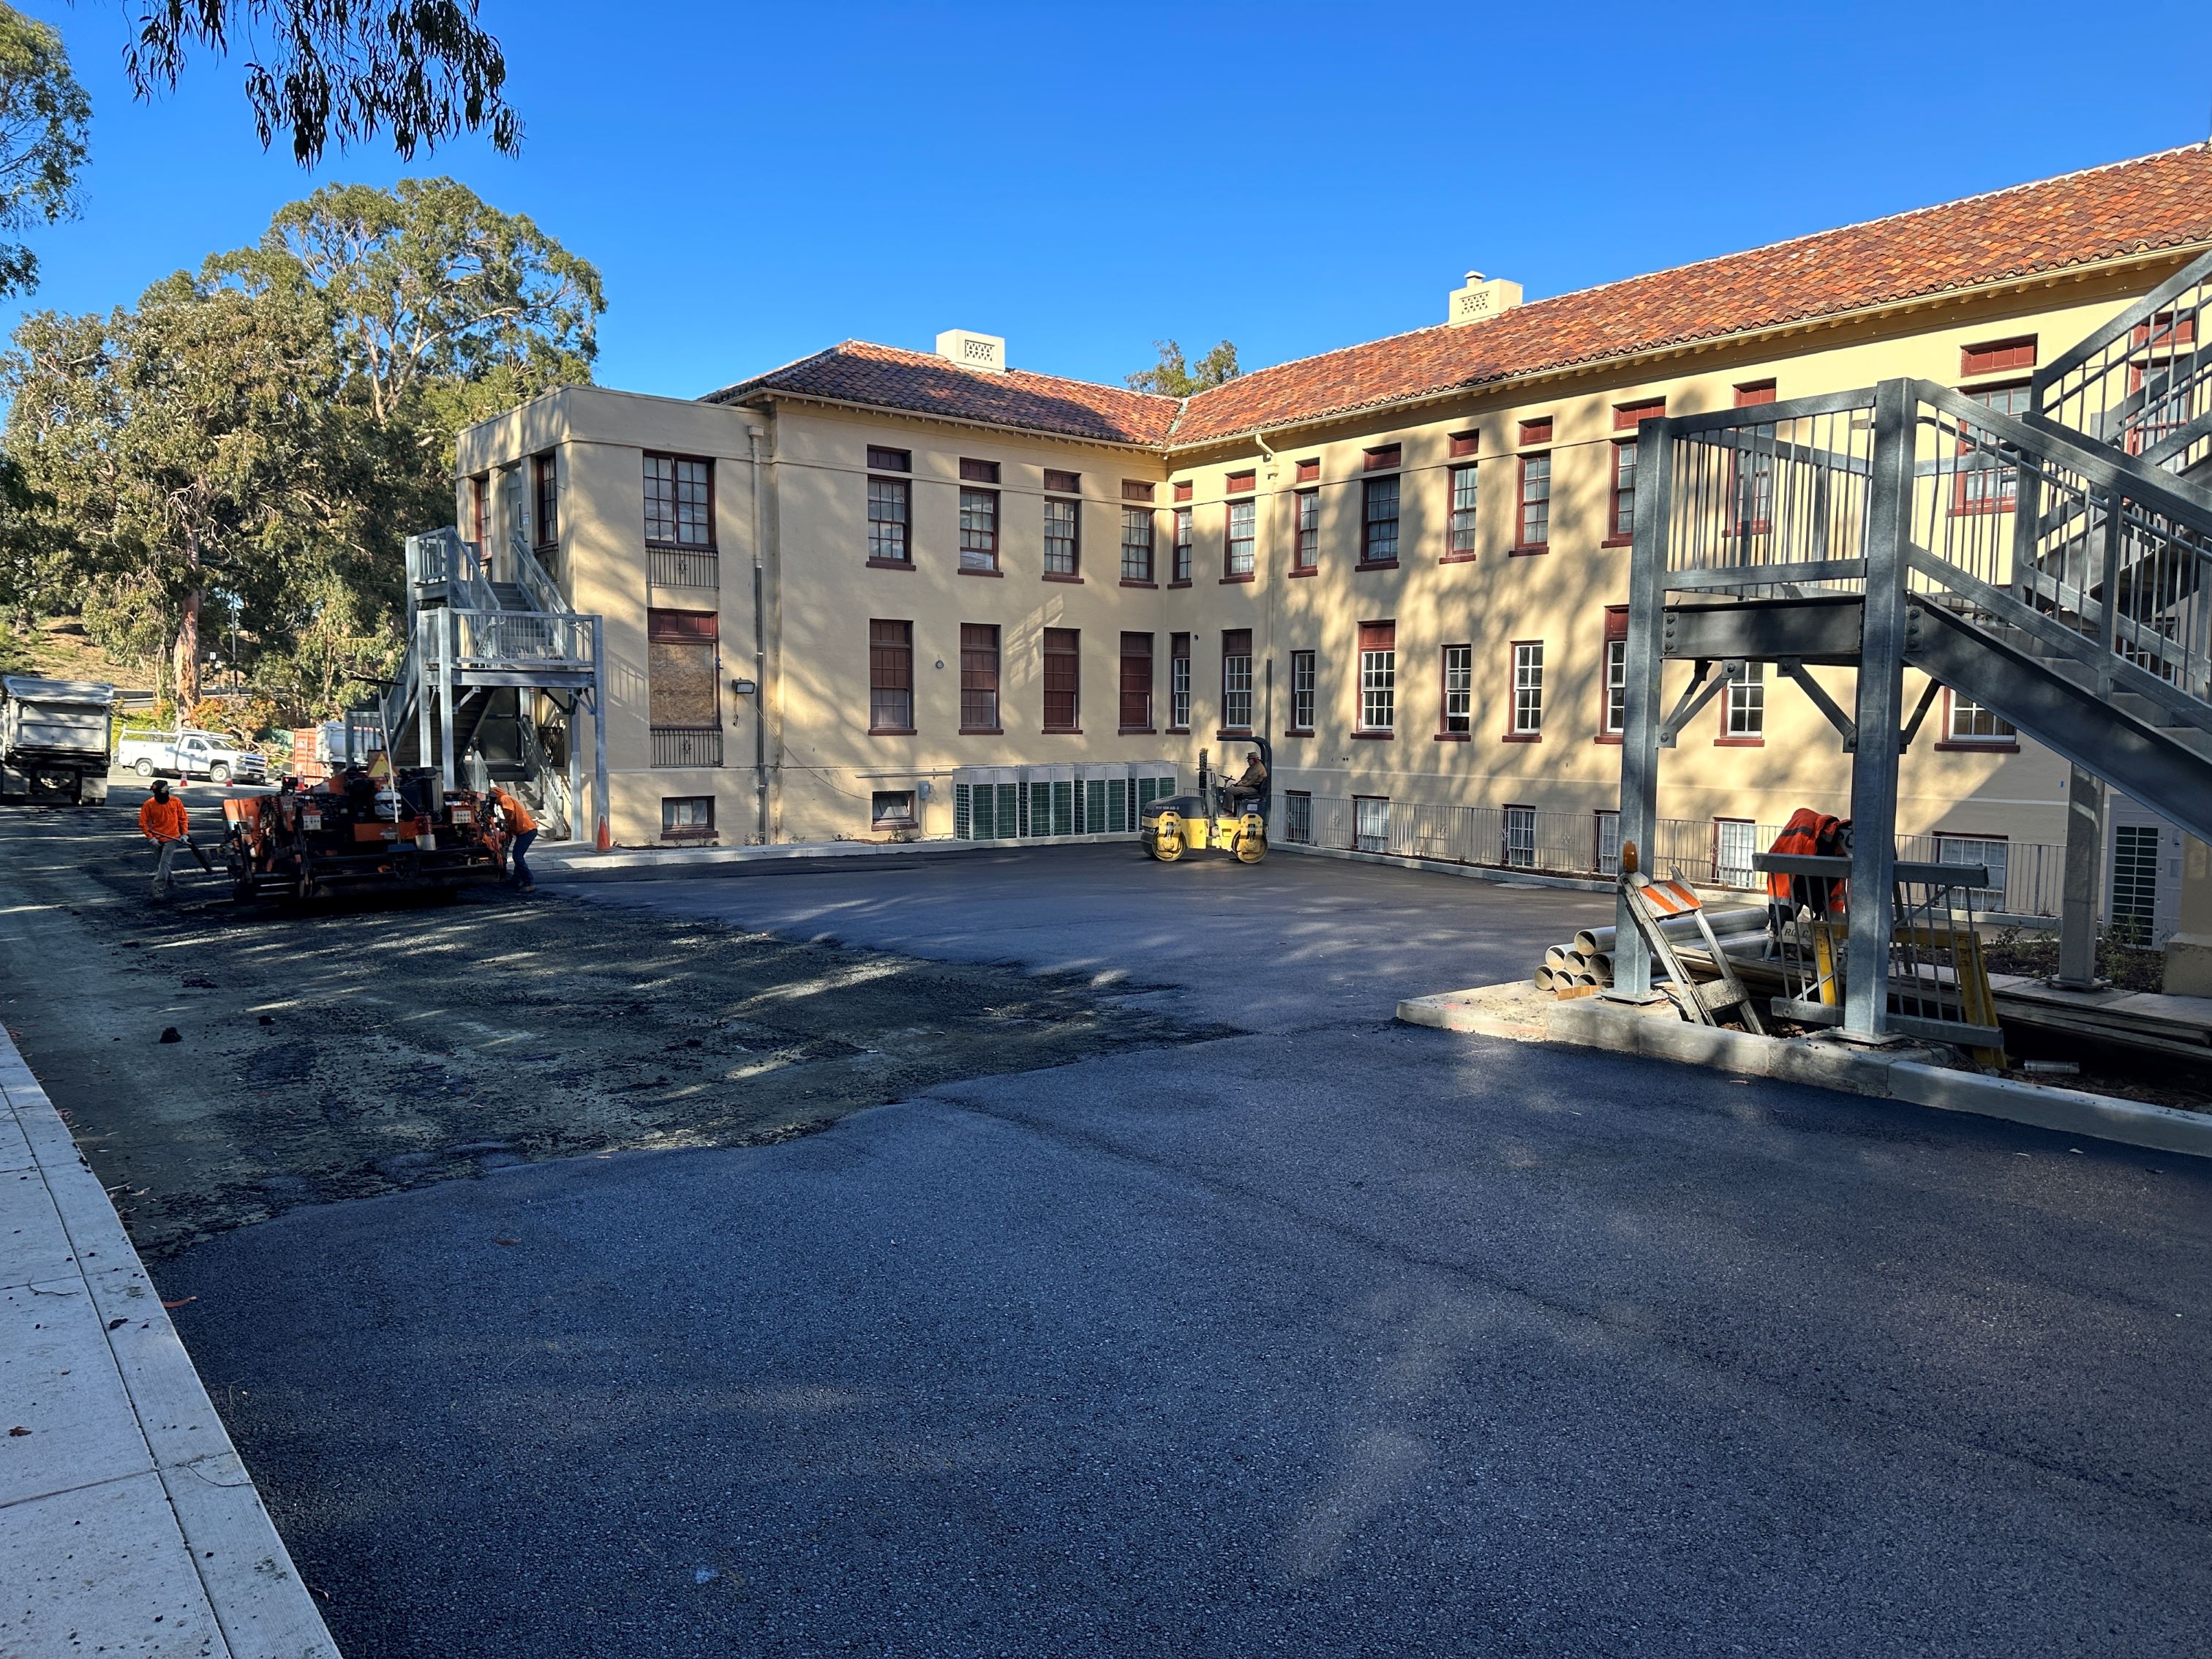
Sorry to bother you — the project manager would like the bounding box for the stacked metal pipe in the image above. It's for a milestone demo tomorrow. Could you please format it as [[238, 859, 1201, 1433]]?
[[1532, 904, 1767, 996]]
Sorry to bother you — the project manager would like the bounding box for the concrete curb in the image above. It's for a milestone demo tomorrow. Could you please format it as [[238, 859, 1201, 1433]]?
[[1398, 986, 2212, 1159], [1274, 840, 1614, 893], [0, 1031, 340, 1658]]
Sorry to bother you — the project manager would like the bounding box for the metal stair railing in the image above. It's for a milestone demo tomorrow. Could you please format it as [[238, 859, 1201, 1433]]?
[[2034, 246, 2212, 480], [516, 712, 573, 838], [508, 530, 571, 616]]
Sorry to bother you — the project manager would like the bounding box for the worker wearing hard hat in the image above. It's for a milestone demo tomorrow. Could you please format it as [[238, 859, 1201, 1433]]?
[[138, 779, 193, 902], [484, 783, 538, 892]]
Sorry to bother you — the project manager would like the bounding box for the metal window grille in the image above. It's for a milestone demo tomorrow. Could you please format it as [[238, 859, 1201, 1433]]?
[[1715, 818, 1759, 887], [1044, 497, 1080, 575], [1935, 835, 2009, 910], [1519, 454, 1550, 545], [2110, 824, 2162, 944], [1511, 642, 1543, 733], [1222, 630, 1253, 729], [1290, 650, 1316, 730], [533, 454, 558, 548], [1353, 796, 1391, 854], [1363, 475, 1399, 563], [1448, 464, 1478, 554], [648, 546, 719, 589], [1723, 661, 1765, 737], [1503, 805, 1536, 868], [1284, 791, 1313, 844], [1173, 508, 1193, 581], [959, 489, 998, 570], [646, 454, 712, 547], [650, 727, 723, 768], [1226, 499, 1256, 575], [1442, 644, 1472, 732], [868, 477, 910, 561], [1595, 810, 1621, 876], [1121, 509, 1154, 581]]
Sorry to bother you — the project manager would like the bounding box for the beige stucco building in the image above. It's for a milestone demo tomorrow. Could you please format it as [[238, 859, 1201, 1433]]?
[[454, 144, 2212, 935]]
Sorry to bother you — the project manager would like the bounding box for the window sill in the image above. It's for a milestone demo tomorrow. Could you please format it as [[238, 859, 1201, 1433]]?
[[957, 565, 1003, 578], [1168, 579, 1193, 590], [865, 557, 915, 571], [1510, 544, 1549, 557], [647, 540, 718, 554], [1434, 732, 1472, 742], [1284, 727, 1313, 737], [959, 726, 1002, 736], [1215, 728, 1253, 740], [1119, 578, 1159, 589], [1166, 726, 1190, 735], [1289, 566, 1317, 578], [1219, 572, 1256, 584], [1714, 736, 1766, 748], [870, 823, 917, 834], [1355, 558, 1400, 573], [1118, 725, 1156, 735], [1592, 732, 1624, 745], [868, 726, 917, 737], [1350, 730, 1394, 741], [1600, 536, 1634, 549], [1042, 572, 1083, 584], [1501, 731, 1543, 742], [1933, 740, 2021, 753], [1437, 552, 1476, 565], [1042, 727, 1083, 736]]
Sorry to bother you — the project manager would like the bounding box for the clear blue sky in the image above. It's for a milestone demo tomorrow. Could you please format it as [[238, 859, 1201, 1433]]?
[[10, 1, 2210, 399]]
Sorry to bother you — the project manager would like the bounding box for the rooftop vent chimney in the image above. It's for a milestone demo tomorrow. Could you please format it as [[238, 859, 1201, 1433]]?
[[936, 328, 1007, 373], [1446, 271, 1523, 327]]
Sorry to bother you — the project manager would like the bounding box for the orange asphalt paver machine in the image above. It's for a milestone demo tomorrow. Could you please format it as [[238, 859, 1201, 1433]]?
[[222, 765, 505, 903]]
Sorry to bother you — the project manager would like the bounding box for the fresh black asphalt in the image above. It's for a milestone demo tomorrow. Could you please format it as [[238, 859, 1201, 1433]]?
[[151, 848, 2212, 1656]]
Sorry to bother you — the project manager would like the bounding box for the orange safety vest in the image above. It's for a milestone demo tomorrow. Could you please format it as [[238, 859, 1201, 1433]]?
[[490, 789, 535, 834], [1766, 808, 1846, 914], [138, 796, 189, 841]]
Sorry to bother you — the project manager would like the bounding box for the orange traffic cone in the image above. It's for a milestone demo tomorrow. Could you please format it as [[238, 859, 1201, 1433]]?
[[595, 815, 612, 851]]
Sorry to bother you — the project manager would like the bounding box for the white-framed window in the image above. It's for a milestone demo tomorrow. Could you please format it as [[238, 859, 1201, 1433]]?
[[1447, 463, 1478, 556], [1222, 631, 1253, 731], [1290, 650, 1316, 731], [1511, 642, 1544, 735], [1723, 661, 1765, 739], [1503, 804, 1536, 869], [867, 475, 910, 563], [1441, 644, 1472, 734], [1604, 639, 1628, 735], [1170, 635, 1192, 730], [1935, 833, 2010, 911], [1946, 693, 2016, 744], [1294, 489, 1319, 569], [1358, 622, 1396, 732], [958, 488, 998, 571], [1120, 508, 1154, 582], [1226, 497, 1256, 576], [1173, 507, 1193, 582], [1595, 809, 1621, 876], [1353, 794, 1391, 854], [1715, 817, 1759, 887]]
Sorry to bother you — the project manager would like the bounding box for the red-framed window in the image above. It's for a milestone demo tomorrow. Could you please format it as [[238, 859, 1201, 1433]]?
[[1961, 336, 2036, 377], [1220, 629, 1253, 733], [959, 623, 1000, 732], [1440, 643, 1472, 736], [1954, 383, 2031, 514], [645, 453, 714, 547], [1043, 494, 1080, 578], [1119, 632, 1154, 732], [647, 607, 718, 643], [868, 445, 911, 472], [1172, 507, 1194, 583], [1363, 443, 1402, 472], [959, 487, 999, 571], [531, 453, 557, 549], [960, 457, 1001, 484], [1042, 628, 1080, 732], [1044, 467, 1081, 494], [1361, 475, 1400, 565], [1518, 417, 1552, 446], [1293, 489, 1319, 571], [1449, 430, 1480, 458], [2126, 312, 2199, 454], [868, 620, 914, 734], [1516, 454, 1550, 550], [1172, 480, 1193, 503], [1609, 442, 1636, 542], [1731, 382, 1777, 536], [1225, 498, 1256, 577], [469, 473, 489, 546], [1121, 508, 1155, 582], [1446, 464, 1479, 559], [1225, 468, 1256, 494], [1294, 458, 1320, 484], [1613, 398, 1664, 431], [1121, 479, 1155, 503], [868, 475, 911, 564]]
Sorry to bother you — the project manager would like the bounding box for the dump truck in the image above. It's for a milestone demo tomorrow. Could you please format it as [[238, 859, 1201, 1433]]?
[[1, 676, 115, 805], [221, 764, 504, 902]]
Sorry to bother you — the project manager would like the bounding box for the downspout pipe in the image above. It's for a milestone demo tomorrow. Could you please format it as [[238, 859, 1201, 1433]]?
[[749, 426, 770, 844], [1253, 428, 1280, 738]]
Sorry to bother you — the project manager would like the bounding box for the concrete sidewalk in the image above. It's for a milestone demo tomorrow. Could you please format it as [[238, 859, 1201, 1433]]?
[[0, 1023, 337, 1658]]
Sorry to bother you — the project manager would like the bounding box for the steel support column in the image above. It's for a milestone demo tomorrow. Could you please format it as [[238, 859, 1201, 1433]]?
[[1614, 420, 1674, 996], [590, 616, 609, 850], [1842, 380, 1914, 1038], [437, 611, 457, 790], [2055, 764, 2107, 986], [415, 610, 434, 776]]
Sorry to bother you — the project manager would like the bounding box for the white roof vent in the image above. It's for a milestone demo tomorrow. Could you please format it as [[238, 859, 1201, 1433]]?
[[1446, 271, 1523, 327], [936, 328, 1007, 373]]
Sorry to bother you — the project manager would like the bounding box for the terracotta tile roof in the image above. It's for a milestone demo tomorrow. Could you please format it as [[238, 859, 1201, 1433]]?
[[704, 339, 1178, 446], [1168, 143, 2212, 447], [708, 146, 2212, 455]]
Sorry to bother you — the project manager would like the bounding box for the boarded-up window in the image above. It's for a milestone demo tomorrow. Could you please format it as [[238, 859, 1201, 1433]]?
[[869, 620, 913, 731], [1042, 628, 1080, 732], [647, 609, 719, 729], [1119, 632, 1153, 731], [1225, 469, 1256, 494]]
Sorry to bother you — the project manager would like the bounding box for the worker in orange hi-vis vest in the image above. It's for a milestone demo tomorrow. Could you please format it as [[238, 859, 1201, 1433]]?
[[137, 778, 196, 903], [484, 784, 538, 892]]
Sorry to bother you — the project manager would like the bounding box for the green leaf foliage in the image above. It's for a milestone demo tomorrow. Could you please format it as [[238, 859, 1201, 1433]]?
[[0, 6, 91, 298]]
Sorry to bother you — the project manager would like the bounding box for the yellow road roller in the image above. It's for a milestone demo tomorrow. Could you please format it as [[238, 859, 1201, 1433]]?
[[1140, 740, 1271, 864]]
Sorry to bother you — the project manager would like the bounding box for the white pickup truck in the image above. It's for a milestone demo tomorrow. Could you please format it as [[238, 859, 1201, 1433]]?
[[116, 728, 269, 786]]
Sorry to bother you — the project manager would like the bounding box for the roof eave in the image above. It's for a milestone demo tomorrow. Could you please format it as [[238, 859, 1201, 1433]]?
[[734, 386, 1170, 454]]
